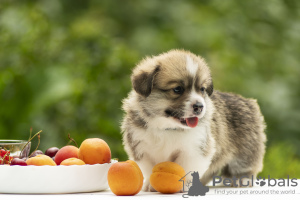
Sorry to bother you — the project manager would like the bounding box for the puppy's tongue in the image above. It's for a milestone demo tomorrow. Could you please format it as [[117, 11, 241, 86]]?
[[186, 117, 198, 128]]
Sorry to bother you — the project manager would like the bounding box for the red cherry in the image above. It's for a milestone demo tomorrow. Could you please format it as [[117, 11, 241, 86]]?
[[10, 158, 27, 166], [45, 147, 59, 158], [29, 150, 44, 157]]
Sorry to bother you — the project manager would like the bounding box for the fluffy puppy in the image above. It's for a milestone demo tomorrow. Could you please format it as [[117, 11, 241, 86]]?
[[121, 50, 266, 191]]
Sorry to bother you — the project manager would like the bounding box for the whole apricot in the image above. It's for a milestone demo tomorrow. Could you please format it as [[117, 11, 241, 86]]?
[[26, 155, 57, 166], [150, 161, 186, 194], [107, 160, 143, 196], [60, 158, 85, 166], [54, 145, 79, 165], [78, 138, 111, 164]]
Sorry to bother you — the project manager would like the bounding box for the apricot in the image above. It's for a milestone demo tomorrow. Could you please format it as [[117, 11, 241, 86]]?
[[150, 161, 186, 194], [60, 158, 85, 166], [54, 145, 79, 165], [107, 160, 143, 196], [26, 155, 57, 166], [78, 138, 111, 165]]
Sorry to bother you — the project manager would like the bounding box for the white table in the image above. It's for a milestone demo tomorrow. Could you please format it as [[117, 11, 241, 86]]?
[[1, 183, 300, 200]]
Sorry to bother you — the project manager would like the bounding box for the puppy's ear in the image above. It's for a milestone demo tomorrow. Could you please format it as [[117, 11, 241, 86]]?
[[131, 65, 160, 97], [206, 80, 213, 96]]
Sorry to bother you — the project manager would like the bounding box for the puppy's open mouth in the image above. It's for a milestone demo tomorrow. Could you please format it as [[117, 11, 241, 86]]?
[[178, 117, 199, 128], [165, 109, 199, 128]]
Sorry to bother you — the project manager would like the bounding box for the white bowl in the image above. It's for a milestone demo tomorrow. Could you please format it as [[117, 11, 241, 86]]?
[[0, 160, 117, 194]]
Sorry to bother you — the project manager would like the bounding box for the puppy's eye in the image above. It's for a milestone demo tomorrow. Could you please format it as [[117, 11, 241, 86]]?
[[200, 87, 205, 93], [173, 86, 184, 94]]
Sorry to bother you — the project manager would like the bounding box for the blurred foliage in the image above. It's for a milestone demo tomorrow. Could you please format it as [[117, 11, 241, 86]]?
[[0, 0, 300, 178]]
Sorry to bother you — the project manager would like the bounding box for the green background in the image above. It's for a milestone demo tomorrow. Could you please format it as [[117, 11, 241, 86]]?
[[1, 0, 300, 178]]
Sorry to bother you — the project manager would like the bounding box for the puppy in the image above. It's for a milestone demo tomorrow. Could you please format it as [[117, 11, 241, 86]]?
[[121, 50, 266, 191]]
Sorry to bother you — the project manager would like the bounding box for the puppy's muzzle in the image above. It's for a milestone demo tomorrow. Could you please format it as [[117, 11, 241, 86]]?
[[193, 102, 204, 115]]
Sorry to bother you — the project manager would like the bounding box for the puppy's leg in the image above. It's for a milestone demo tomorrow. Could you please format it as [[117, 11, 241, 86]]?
[[176, 153, 212, 191], [136, 155, 156, 192], [221, 162, 258, 187], [200, 170, 219, 186]]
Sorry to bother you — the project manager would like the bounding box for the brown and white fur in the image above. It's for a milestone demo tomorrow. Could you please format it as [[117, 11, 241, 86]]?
[[121, 49, 266, 191]]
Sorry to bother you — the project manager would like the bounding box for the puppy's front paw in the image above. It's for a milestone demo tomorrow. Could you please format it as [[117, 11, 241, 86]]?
[[149, 185, 157, 192], [142, 181, 157, 192], [142, 182, 150, 192]]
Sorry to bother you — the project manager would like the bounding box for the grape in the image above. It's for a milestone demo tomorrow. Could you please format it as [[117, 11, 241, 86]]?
[[10, 158, 27, 166], [29, 150, 44, 157], [45, 147, 59, 158]]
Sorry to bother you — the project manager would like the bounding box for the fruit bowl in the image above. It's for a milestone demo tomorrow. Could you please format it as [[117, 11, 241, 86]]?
[[0, 160, 117, 194]]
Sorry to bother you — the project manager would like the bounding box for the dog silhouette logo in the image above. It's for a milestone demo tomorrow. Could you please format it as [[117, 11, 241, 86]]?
[[179, 171, 209, 198]]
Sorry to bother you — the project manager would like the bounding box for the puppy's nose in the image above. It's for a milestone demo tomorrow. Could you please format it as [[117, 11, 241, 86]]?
[[193, 102, 203, 115]]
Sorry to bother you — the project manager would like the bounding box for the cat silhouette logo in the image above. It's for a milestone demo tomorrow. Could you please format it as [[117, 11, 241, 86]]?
[[179, 171, 209, 198]]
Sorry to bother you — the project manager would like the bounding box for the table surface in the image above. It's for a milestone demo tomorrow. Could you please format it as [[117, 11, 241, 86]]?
[[1, 183, 300, 200]]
